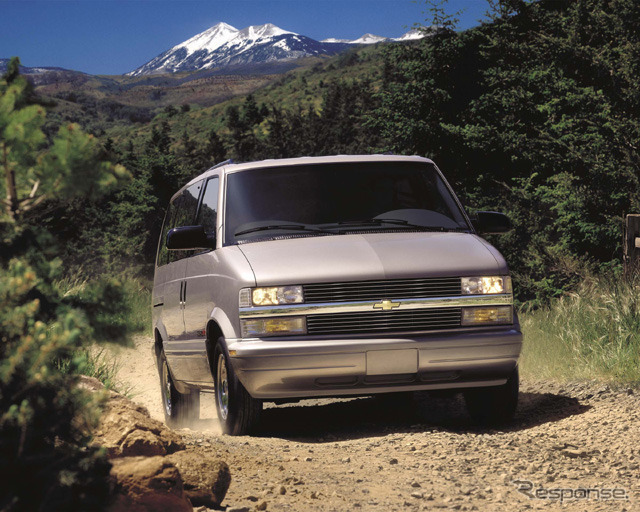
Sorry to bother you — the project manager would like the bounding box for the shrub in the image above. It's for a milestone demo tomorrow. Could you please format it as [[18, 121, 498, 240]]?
[[0, 257, 112, 510]]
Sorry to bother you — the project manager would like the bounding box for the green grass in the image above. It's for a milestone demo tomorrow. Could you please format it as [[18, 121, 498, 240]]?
[[120, 276, 152, 336], [520, 275, 640, 384], [56, 273, 152, 340], [55, 346, 130, 394]]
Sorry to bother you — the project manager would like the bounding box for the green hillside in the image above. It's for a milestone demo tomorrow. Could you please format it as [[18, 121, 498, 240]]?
[[103, 44, 388, 153]]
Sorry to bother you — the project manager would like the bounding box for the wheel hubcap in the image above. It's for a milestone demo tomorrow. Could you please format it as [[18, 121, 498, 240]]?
[[216, 353, 229, 420], [162, 360, 172, 417]]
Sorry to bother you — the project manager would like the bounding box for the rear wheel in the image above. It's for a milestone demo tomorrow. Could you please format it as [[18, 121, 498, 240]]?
[[213, 338, 262, 435], [159, 349, 200, 428], [464, 368, 519, 426]]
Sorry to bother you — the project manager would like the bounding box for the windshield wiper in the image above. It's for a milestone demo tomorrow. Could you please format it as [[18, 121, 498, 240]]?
[[235, 224, 337, 236], [326, 218, 464, 232]]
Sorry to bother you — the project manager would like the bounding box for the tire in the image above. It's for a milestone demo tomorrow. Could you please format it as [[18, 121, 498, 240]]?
[[213, 338, 262, 435], [159, 349, 200, 428], [464, 368, 519, 426]]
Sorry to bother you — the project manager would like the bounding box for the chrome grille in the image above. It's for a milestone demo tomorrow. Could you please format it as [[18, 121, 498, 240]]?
[[303, 277, 461, 303], [306, 307, 461, 335]]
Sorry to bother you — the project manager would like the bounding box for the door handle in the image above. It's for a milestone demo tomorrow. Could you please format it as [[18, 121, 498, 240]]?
[[182, 281, 187, 307], [179, 281, 184, 306]]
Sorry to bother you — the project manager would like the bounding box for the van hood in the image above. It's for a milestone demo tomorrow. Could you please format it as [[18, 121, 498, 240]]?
[[237, 232, 508, 286]]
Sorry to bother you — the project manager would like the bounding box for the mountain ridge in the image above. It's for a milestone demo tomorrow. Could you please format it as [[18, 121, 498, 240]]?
[[128, 22, 425, 76]]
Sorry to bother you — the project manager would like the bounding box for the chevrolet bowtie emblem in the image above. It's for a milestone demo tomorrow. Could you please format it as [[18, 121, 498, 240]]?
[[373, 299, 400, 311]]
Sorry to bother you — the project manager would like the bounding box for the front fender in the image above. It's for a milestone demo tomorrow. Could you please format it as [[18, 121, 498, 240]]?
[[210, 307, 239, 340]]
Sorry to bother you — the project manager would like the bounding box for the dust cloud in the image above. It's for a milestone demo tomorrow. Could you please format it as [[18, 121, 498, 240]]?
[[107, 334, 221, 433]]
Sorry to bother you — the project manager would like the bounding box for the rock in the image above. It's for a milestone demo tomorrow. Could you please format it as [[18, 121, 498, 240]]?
[[166, 450, 231, 508], [78, 375, 108, 392], [108, 456, 192, 512], [561, 449, 588, 459], [390, 458, 399, 465], [121, 429, 167, 457], [227, 507, 250, 512], [94, 393, 185, 458], [411, 481, 421, 488], [341, 457, 351, 463], [256, 501, 268, 510], [278, 485, 286, 495]]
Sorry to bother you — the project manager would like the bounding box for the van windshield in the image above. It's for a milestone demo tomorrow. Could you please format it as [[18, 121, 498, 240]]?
[[224, 161, 470, 245]]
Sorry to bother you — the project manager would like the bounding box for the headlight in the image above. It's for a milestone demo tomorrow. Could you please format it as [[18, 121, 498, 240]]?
[[461, 306, 513, 326], [461, 276, 512, 295], [239, 285, 304, 307], [240, 316, 307, 337]]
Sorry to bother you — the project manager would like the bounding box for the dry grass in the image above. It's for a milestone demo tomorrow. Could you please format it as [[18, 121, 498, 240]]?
[[520, 275, 640, 384]]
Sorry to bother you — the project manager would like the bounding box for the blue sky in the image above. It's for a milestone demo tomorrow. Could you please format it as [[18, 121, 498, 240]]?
[[1, 0, 491, 75]]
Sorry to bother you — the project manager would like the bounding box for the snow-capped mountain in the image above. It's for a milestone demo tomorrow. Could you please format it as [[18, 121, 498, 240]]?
[[320, 38, 352, 44], [128, 22, 348, 76], [321, 29, 426, 45], [349, 33, 390, 45], [394, 29, 426, 41], [128, 22, 429, 76]]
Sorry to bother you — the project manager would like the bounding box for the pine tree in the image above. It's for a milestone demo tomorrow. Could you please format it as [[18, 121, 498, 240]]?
[[205, 129, 226, 164], [1, 58, 128, 222], [0, 57, 130, 509]]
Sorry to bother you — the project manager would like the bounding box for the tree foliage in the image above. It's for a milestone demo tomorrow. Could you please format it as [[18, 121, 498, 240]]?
[[368, 0, 640, 303]]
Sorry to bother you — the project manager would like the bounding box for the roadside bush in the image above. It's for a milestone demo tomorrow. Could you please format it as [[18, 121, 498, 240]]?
[[0, 254, 112, 510]]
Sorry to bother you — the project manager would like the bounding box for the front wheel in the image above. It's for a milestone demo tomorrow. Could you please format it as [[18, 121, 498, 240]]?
[[159, 349, 200, 428], [464, 368, 519, 426], [213, 339, 262, 435]]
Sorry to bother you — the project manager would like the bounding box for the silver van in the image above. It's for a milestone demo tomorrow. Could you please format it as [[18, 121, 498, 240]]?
[[152, 155, 522, 435]]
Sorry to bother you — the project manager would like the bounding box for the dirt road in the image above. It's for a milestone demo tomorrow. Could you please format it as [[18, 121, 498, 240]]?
[[111, 336, 639, 511]]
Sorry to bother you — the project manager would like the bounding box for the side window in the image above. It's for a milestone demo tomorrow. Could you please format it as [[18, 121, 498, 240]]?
[[169, 180, 203, 263], [196, 177, 219, 238], [156, 201, 177, 267], [174, 181, 203, 228]]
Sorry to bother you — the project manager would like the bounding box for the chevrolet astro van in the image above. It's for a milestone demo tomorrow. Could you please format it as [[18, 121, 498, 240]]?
[[152, 155, 522, 435]]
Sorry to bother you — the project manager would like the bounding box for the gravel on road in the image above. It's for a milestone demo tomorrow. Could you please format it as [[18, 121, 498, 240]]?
[[113, 336, 639, 512]]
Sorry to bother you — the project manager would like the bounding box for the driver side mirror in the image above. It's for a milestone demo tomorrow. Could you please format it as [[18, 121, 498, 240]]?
[[472, 211, 512, 235], [166, 225, 215, 250]]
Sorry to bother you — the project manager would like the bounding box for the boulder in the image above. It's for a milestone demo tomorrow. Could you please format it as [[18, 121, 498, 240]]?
[[108, 456, 192, 512], [166, 450, 231, 508], [93, 393, 185, 457]]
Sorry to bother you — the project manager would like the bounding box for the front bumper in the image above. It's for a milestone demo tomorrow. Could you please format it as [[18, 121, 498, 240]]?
[[227, 328, 522, 399]]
